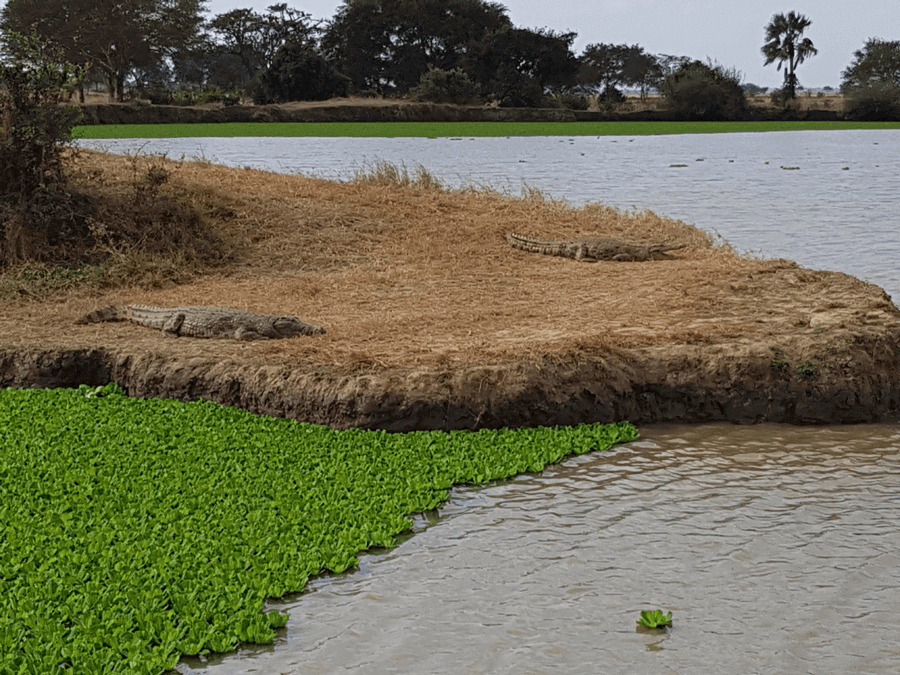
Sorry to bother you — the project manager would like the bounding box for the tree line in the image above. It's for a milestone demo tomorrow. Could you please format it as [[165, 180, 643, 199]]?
[[1, 1, 899, 119]]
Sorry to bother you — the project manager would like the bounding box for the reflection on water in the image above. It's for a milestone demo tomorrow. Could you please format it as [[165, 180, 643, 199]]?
[[177, 424, 900, 675], [78, 130, 900, 300]]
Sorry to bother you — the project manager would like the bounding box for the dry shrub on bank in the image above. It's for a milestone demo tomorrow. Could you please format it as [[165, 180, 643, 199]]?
[[0, 150, 235, 299]]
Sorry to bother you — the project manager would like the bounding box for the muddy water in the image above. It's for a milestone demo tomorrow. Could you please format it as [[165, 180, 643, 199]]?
[[176, 424, 900, 675]]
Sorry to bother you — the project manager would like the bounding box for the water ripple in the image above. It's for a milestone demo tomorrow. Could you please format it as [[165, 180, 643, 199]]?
[[176, 423, 900, 675]]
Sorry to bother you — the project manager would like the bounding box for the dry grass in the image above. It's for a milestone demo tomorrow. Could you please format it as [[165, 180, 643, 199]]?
[[4, 149, 846, 370]]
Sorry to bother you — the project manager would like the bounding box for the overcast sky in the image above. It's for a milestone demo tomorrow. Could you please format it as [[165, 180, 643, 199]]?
[[204, 0, 899, 89]]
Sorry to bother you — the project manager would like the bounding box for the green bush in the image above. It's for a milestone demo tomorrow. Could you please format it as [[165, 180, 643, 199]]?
[[660, 60, 747, 120], [410, 67, 480, 105], [488, 65, 546, 108], [0, 59, 85, 265], [844, 83, 900, 121], [253, 42, 349, 104], [549, 92, 590, 110], [0, 383, 637, 672]]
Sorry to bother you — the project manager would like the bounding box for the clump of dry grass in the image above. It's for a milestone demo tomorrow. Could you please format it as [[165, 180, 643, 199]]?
[[350, 161, 445, 191]]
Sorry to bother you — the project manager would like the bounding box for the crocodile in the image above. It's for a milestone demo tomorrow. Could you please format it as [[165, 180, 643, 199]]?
[[76, 304, 325, 340], [506, 232, 686, 262]]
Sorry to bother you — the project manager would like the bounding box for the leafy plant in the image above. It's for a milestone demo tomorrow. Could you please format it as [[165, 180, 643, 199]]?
[[0, 384, 637, 672], [796, 361, 817, 380], [637, 609, 673, 628], [771, 347, 788, 372]]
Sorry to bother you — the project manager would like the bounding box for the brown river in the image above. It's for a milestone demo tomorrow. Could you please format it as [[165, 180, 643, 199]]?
[[177, 423, 900, 675]]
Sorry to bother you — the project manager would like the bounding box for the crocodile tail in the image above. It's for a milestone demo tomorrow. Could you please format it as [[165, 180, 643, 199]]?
[[506, 232, 546, 248], [75, 306, 122, 324]]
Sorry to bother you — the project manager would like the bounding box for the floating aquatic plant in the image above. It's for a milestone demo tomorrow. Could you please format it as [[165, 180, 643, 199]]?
[[637, 610, 673, 628], [0, 383, 636, 672]]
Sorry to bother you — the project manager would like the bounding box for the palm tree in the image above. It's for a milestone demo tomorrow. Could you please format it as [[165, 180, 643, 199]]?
[[761, 11, 818, 100]]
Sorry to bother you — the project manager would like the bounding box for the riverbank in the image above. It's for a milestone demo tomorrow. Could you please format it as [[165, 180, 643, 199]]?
[[73, 94, 852, 128], [3, 150, 900, 428]]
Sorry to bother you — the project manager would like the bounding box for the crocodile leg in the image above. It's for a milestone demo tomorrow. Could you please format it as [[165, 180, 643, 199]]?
[[162, 312, 186, 337]]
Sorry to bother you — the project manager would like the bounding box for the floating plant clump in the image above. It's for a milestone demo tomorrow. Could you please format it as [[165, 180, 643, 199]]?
[[0, 383, 636, 671]]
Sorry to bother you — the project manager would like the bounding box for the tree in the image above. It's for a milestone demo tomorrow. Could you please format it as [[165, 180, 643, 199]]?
[[1, 50, 85, 263], [841, 38, 900, 89], [621, 47, 662, 100], [660, 59, 747, 120], [841, 38, 900, 121], [578, 43, 630, 99], [321, 0, 511, 94], [1, 0, 206, 101], [466, 26, 578, 106], [761, 11, 817, 100], [253, 41, 349, 103], [208, 4, 319, 86]]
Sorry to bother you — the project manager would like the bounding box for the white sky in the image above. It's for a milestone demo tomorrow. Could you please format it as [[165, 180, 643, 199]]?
[[204, 0, 899, 89]]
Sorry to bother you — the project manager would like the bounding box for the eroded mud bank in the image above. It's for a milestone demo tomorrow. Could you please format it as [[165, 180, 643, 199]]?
[[4, 335, 899, 430]]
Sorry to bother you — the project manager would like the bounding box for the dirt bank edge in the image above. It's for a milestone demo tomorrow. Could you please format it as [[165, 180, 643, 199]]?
[[75, 102, 844, 126], [5, 337, 900, 430]]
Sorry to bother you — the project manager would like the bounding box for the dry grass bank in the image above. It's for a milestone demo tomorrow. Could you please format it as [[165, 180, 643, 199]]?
[[2, 149, 765, 366], [3, 150, 899, 427]]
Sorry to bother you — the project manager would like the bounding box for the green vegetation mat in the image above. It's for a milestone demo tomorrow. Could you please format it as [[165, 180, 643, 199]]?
[[72, 120, 900, 139], [0, 384, 636, 673]]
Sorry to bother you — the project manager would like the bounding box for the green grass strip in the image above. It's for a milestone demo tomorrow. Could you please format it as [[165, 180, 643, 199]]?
[[72, 120, 900, 139], [0, 383, 636, 673]]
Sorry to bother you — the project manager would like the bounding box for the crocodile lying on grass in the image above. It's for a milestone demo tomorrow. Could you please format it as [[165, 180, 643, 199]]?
[[506, 232, 686, 262], [76, 305, 326, 340]]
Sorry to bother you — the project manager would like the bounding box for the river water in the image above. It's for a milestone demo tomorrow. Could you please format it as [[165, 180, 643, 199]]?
[[76, 132, 900, 673], [177, 424, 900, 675], [78, 129, 900, 301]]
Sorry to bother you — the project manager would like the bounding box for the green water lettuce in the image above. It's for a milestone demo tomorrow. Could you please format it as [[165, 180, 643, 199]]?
[[0, 383, 635, 672], [637, 609, 673, 628]]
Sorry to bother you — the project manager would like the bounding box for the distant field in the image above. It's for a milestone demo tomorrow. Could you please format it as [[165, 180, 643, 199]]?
[[72, 120, 900, 139]]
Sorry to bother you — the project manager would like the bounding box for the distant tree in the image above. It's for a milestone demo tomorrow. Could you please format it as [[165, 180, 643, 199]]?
[[253, 41, 349, 103], [841, 38, 900, 89], [761, 11, 817, 100], [466, 26, 578, 106], [579, 44, 660, 101], [743, 83, 768, 95], [322, 0, 511, 94], [208, 4, 319, 86], [660, 59, 747, 120], [578, 43, 629, 99], [0, 0, 205, 101], [841, 38, 900, 121], [621, 47, 662, 99]]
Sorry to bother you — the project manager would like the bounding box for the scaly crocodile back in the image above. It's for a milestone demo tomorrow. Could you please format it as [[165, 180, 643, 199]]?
[[76, 304, 325, 340], [506, 232, 684, 262]]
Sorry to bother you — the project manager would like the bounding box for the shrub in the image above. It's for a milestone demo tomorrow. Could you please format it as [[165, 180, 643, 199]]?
[[487, 65, 546, 108], [660, 60, 747, 120], [598, 86, 625, 105], [253, 42, 349, 104], [548, 92, 590, 110], [410, 67, 479, 105], [844, 82, 900, 121], [0, 59, 86, 265]]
